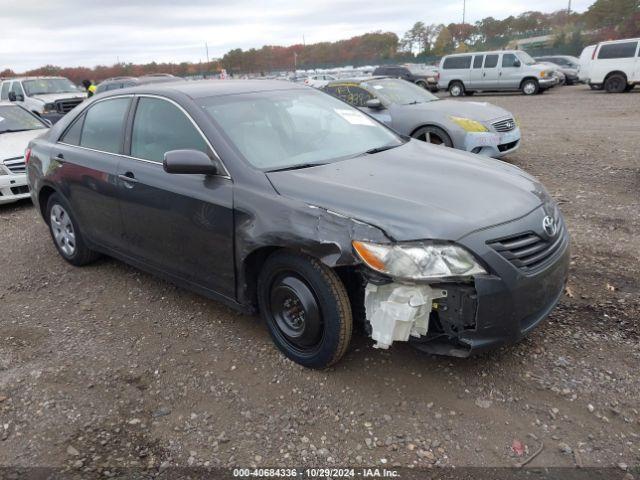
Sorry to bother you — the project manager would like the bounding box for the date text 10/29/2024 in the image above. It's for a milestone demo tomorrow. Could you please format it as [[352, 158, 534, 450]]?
[[233, 468, 400, 478]]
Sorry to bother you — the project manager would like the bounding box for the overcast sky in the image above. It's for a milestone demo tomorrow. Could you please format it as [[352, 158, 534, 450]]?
[[1, 0, 592, 72]]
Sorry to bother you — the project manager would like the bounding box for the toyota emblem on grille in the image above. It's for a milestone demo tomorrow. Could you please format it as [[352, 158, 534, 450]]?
[[542, 216, 557, 237]]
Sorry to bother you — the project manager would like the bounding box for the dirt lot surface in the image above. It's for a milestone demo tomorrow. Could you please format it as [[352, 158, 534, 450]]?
[[1, 86, 639, 476]]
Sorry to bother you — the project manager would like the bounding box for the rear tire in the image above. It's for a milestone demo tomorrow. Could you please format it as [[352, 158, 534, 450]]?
[[257, 251, 352, 369], [521, 79, 539, 95], [604, 73, 627, 93], [448, 81, 465, 97], [46, 193, 101, 266], [411, 125, 453, 147]]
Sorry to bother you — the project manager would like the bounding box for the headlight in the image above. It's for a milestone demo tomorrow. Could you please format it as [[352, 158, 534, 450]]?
[[539, 70, 551, 78], [43, 103, 57, 113], [448, 116, 488, 133], [352, 240, 487, 280]]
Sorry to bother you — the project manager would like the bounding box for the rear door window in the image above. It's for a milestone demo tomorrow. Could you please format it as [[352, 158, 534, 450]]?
[[80, 97, 131, 153], [473, 55, 484, 68], [60, 114, 85, 146], [130, 97, 209, 163], [443, 56, 472, 69], [484, 54, 499, 68], [597, 42, 638, 59]]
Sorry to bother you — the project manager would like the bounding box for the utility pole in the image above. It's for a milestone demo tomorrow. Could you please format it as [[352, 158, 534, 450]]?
[[567, 0, 571, 14], [462, 0, 466, 24], [205, 42, 210, 63]]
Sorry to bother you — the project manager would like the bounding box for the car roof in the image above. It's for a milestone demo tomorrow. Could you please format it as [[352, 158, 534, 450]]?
[[100, 79, 309, 99], [443, 50, 520, 57], [326, 76, 389, 85], [3, 76, 69, 82]]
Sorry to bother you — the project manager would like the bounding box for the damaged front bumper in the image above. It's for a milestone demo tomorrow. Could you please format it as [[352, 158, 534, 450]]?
[[362, 208, 570, 357]]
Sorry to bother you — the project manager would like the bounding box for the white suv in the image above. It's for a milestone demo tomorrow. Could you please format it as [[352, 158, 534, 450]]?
[[0, 77, 86, 123], [583, 37, 639, 92]]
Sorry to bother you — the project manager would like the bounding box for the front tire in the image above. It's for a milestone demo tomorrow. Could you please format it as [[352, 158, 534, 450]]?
[[46, 193, 100, 266], [521, 79, 539, 95], [604, 73, 627, 93], [411, 125, 453, 147], [448, 81, 465, 97], [257, 251, 352, 369]]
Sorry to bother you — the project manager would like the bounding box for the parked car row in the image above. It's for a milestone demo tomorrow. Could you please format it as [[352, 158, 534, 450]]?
[[22, 79, 569, 368]]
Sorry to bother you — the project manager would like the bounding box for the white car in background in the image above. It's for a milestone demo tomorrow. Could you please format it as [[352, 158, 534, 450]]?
[[304, 74, 337, 88], [0, 102, 49, 204], [582, 37, 639, 92]]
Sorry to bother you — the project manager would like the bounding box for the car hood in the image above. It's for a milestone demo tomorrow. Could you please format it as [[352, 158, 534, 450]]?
[[403, 99, 512, 122], [30, 92, 86, 103], [267, 140, 549, 242], [0, 129, 47, 161]]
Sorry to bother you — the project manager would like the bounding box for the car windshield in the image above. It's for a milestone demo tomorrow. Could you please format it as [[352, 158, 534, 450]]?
[[0, 105, 47, 133], [517, 52, 537, 65], [363, 78, 438, 105], [23, 78, 80, 96], [200, 88, 403, 171]]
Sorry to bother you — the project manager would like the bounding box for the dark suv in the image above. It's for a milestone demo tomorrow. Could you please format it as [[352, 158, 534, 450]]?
[[372, 65, 438, 92]]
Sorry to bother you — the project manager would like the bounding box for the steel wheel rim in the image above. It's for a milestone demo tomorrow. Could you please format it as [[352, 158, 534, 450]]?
[[268, 272, 324, 355], [523, 82, 536, 94], [451, 85, 461, 96], [50, 204, 76, 257]]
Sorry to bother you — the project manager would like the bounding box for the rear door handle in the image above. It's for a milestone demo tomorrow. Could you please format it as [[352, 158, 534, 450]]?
[[118, 172, 138, 186]]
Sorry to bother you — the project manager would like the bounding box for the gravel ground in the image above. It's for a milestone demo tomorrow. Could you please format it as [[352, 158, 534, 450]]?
[[1, 86, 639, 476]]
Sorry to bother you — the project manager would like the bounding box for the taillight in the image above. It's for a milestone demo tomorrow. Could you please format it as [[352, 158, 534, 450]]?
[[25, 148, 32, 165]]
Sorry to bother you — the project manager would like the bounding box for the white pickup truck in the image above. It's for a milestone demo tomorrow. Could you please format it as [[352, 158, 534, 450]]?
[[0, 77, 86, 124]]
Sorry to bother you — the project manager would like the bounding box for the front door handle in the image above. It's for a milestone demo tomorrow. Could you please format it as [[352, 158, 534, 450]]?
[[118, 172, 138, 187]]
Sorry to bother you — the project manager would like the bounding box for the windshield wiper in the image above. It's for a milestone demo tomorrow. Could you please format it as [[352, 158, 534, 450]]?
[[0, 129, 31, 133], [268, 162, 328, 172], [404, 100, 424, 105], [365, 143, 402, 155]]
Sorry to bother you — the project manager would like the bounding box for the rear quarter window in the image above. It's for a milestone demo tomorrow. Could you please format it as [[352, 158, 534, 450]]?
[[442, 56, 472, 70], [597, 42, 638, 59]]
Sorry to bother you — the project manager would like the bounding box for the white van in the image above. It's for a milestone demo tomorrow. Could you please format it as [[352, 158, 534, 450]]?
[[437, 50, 558, 96], [584, 37, 639, 92], [578, 45, 597, 88]]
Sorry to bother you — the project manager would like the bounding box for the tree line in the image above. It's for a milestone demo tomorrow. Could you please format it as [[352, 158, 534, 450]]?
[[1, 0, 637, 82]]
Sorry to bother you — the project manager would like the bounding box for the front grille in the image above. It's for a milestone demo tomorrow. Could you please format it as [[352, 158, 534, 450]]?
[[10, 185, 29, 195], [498, 140, 519, 152], [3, 156, 26, 174], [55, 98, 83, 113], [492, 117, 516, 132], [488, 222, 566, 272]]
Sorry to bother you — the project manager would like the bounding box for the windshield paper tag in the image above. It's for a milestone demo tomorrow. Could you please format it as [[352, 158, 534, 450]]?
[[334, 109, 375, 126], [0, 117, 4, 122]]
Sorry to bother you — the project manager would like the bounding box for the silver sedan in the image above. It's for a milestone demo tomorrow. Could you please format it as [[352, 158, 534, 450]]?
[[323, 77, 521, 158]]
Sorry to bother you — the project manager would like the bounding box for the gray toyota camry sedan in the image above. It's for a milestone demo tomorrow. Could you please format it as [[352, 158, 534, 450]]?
[[26, 80, 569, 368], [323, 77, 521, 158]]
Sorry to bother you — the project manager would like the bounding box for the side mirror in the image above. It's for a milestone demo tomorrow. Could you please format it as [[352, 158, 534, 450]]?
[[8, 92, 16, 102], [513, 60, 521, 68], [365, 98, 384, 110], [163, 149, 221, 175], [42, 119, 53, 127]]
